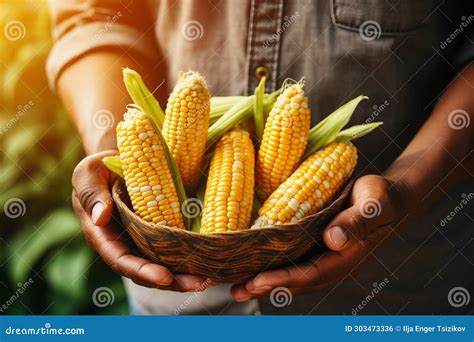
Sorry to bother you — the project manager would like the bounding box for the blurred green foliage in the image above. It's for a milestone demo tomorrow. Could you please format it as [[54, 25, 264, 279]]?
[[0, 0, 127, 314]]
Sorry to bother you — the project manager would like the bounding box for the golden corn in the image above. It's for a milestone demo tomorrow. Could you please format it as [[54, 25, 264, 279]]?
[[258, 142, 357, 225], [255, 83, 310, 199], [163, 71, 210, 192], [200, 129, 255, 233], [117, 108, 185, 228]]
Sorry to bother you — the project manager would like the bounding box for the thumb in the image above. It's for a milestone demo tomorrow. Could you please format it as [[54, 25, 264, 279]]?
[[323, 197, 389, 251], [72, 151, 117, 226]]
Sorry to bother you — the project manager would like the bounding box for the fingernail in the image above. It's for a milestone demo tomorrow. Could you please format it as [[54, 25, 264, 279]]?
[[236, 297, 252, 302], [328, 226, 347, 248], [91, 202, 105, 224], [250, 285, 273, 294]]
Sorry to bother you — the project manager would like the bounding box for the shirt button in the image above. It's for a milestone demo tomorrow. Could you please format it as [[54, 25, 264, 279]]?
[[255, 66, 270, 80]]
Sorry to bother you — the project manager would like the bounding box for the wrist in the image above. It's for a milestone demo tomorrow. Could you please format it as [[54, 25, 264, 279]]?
[[83, 129, 117, 155], [383, 171, 419, 219]]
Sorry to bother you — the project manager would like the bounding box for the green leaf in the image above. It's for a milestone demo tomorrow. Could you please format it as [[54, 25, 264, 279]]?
[[304, 95, 368, 159], [254, 76, 266, 142], [102, 156, 123, 178], [207, 96, 255, 144], [3, 124, 43, 159], [2, 43, 49, 104], [122, 68, 164, 128], [45, 243, 94, 300], [8, 209, 81, 283], [336, 122, 384, 142]]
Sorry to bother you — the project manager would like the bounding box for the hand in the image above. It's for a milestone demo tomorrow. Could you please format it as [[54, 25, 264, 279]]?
[[231, 175, 411, 301], [72, 150, 211, 291]]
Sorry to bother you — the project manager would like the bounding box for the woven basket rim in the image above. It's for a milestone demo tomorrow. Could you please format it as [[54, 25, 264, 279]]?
[[112, 179, 353, 237]]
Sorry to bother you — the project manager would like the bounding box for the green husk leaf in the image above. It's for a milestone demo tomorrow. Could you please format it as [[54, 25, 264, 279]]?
[[336, 122, 383, 142], [210, 97, 245, 124], [207, 89, 281, 145], [263, 88, 281, 114], [122, 68, 165, 129], [254, 76, 266, 142], [207, 96, 255, 144], [304, 95, 368, 159], [102, 156, 123, 178]]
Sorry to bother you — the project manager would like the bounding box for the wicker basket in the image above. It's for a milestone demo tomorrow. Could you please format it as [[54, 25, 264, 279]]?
[[112, 179, 353, 283]]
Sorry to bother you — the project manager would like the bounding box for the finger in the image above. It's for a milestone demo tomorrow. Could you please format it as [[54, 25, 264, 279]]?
[[323, 204, 388, 251], [72, 150, 117, 226], [73, 193, 173, 287], [158, 275, 213, 292], [231, 277, 344, 301], [243, 235, 384, 294], [230, 284, 254, 301], [323, 176, 396, 251]]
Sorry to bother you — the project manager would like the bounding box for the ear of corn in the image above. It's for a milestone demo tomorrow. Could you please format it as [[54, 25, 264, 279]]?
[[200, 129, 255, 234], [255, 82, 311, 200], [116, 107, 185, 228], [256, 141, 357, 226], [162, 71, 210, 192]]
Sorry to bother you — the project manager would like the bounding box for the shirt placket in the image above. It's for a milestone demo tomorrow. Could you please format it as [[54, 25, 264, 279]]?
[[244, 0, 284, 95]]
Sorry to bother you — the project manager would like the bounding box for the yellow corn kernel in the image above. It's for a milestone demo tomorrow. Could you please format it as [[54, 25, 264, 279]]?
[[258, 142, 357, 224], [256, 83, 310, 199], [163, 71, 210, 192], [117, 108, 185, 228], [201, 129, 255, 233]]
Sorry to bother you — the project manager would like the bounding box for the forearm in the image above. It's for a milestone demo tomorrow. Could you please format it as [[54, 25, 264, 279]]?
[[57, 50, 159, 155], [384, 63, 474, 209]]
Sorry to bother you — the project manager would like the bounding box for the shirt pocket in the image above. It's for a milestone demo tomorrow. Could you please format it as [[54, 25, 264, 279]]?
[[330, 0, 434, 36]]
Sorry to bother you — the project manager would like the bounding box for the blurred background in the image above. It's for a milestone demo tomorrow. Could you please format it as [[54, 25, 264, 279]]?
[[0, 0, 127, 314]]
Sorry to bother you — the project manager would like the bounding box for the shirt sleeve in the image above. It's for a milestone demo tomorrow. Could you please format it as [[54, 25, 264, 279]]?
[[453, 22, 474, 70], [46, 0, 158, 92]]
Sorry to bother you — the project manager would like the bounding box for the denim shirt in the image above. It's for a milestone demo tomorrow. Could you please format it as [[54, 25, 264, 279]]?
[[47, 0, 473, 314]]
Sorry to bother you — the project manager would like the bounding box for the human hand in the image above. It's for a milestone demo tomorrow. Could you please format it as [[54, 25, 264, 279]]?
[[231, 175, 411, 300], [72, 150, 211, 291]]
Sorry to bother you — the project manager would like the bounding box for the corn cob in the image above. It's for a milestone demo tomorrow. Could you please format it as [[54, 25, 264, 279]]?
[[163, 71, 210, 192], [117, 107, 185, 228], [256, 83, 310, 199], [200, 129, 255, 233], [257, 141, 357, 225]]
